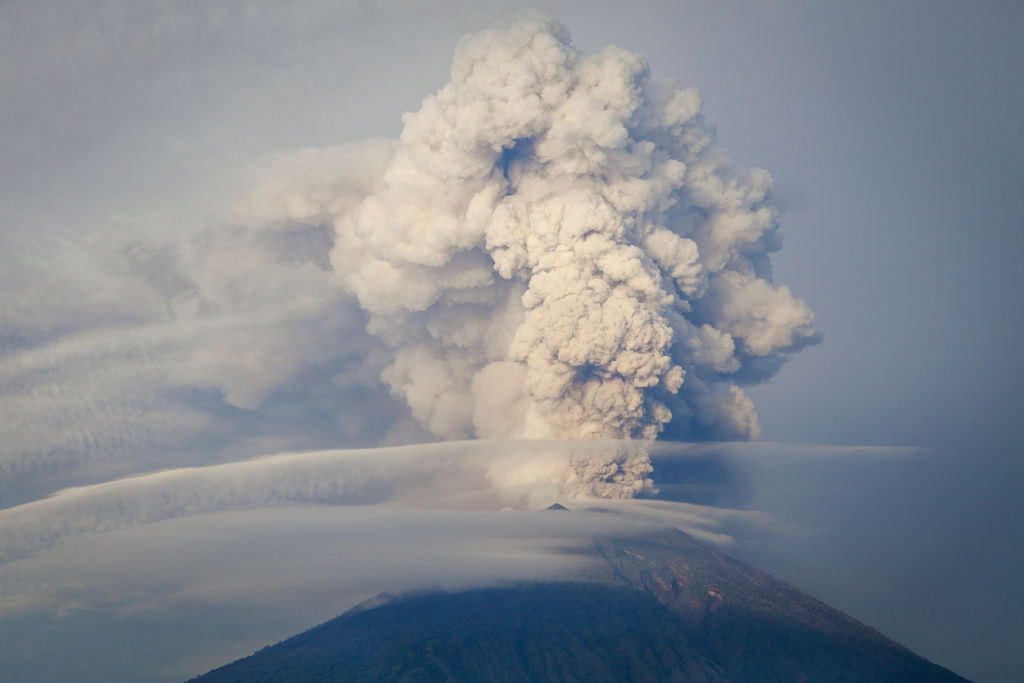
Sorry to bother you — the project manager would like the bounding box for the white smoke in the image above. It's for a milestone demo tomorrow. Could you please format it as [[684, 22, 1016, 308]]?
[[324, 13, 816, 444]]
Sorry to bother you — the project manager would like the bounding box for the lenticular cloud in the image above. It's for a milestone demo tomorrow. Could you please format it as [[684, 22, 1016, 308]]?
[[327, 14, 816, 443]]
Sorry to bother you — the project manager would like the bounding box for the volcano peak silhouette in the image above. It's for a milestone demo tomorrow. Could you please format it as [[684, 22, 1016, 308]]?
[[189, 525, 967, 682]]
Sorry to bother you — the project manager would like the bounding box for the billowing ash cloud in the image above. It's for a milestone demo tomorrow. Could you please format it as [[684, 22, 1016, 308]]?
[[0, 13, 815, 496], [325, 14, 816, 443]]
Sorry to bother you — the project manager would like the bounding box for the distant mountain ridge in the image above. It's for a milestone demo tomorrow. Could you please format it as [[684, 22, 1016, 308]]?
[[189, 525, 969, 682]]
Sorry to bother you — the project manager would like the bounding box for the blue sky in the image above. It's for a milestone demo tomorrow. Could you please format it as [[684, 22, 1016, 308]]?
[[1, 2, 1021, 681]]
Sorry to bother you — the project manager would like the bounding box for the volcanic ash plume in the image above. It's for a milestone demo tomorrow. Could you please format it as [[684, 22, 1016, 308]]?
[[326, 14, 816, 444]]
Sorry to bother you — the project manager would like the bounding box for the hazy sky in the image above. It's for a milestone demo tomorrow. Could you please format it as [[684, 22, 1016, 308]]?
[[1, 1, 1021, 681]]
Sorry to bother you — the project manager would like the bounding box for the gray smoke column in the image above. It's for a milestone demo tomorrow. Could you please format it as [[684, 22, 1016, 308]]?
[[330, 14, 816, 443]]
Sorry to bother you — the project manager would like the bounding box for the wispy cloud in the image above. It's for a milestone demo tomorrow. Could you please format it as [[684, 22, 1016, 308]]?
[[0, 439, 684, 563]]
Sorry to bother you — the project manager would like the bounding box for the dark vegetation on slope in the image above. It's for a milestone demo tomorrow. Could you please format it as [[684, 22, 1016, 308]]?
[[189, 526, 969, 683], [191, 583, 724, 683]]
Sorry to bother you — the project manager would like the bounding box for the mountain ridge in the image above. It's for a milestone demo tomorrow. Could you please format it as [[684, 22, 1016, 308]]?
[[188, 524, 969, 682]]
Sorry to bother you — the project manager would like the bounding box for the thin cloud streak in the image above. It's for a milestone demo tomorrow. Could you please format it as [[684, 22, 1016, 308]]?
[[0, 439, 679, 564]]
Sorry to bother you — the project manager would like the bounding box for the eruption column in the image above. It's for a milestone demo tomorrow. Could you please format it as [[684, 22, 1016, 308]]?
[[330, 14, 817, 444]]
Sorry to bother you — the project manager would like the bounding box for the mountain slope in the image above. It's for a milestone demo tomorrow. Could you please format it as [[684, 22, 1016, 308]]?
[[189, 525, 968, 682]]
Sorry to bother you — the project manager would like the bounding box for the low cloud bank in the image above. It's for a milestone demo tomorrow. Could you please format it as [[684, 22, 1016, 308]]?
[[0, 440, 752, 681], [0, 438, 921, 681]]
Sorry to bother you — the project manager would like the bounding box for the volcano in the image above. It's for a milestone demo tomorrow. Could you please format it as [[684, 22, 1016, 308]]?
[[188, 523, 967, 682]]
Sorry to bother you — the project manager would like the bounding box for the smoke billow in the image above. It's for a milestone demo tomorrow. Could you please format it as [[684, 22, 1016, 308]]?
[[327, 14, 816, 443], [0, 13, 817, 501]]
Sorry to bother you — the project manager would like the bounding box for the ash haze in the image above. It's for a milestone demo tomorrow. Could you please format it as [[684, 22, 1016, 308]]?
[[1, 2, 1022, 682]]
